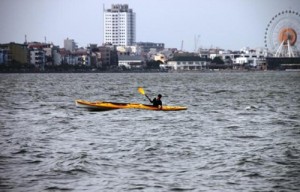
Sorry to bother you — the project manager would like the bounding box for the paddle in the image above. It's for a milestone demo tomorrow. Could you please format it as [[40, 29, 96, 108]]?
[[138, 87, 152, 102]]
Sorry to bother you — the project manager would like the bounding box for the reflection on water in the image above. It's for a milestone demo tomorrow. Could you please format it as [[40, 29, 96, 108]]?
[[0, 72, 300, 191]]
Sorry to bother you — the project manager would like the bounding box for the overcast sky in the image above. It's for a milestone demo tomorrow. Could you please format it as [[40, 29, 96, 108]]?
[[0, 0, 299, 51]]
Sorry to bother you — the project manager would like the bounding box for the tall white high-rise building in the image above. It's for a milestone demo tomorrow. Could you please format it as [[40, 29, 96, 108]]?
[[103, 4, 136, 46]]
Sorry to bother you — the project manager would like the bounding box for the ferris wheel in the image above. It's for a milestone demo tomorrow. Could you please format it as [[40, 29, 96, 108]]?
[[264, 10, 300, 57]]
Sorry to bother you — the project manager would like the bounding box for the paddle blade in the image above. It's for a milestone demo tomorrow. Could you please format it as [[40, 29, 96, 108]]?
[[138, 87, 145, 95]]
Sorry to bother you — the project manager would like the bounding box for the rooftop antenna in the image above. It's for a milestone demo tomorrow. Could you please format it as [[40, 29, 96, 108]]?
[[25, 34, 27, 44]]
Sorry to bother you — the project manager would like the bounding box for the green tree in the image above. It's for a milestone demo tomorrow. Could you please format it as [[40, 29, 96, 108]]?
[[212, 56, 224, 64], [146, 60, 162, 69]]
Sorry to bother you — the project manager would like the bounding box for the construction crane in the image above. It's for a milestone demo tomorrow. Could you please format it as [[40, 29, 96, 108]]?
[[194, 35, 200, 53]]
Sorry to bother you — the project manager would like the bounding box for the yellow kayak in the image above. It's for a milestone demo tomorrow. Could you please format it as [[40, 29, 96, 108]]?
[[75, 100, 187, 111]]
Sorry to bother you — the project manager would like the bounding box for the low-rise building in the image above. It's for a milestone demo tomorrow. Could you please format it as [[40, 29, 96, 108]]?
[[0, 48, 9, 64], [28, 42, 61, 66], [64, 38, 77, 52], [97, 44, 118, 69], [116, 45, 141, 55], [154, 53, 167, 64], [118, 55, 144, 69], [165, 55, 210, 71], [52, 46, 62, 65], [29, 48, 46, 69], [135, 42, 164, 53], [0, 43, 29, 65]]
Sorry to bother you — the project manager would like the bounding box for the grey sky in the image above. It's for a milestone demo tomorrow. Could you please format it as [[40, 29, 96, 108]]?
[[0, 0, 299, 51]]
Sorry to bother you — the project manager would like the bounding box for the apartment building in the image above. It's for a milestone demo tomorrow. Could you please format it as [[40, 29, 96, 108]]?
[[64, 38, 77, 52], [0, 43, 29, 65], [30, 48, 45, 68], [103, 4, 136, 46]]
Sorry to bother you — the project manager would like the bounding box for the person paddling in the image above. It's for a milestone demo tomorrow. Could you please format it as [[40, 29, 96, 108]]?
[[137, 87, 162, 109], [145, 94, 162, 109]]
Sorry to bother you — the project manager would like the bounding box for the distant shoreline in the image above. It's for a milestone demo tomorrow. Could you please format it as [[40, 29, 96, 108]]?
[[1, 69, 298, 74]]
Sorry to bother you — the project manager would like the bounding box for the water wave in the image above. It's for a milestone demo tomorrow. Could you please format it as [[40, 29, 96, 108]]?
[[0, 72, 299, 191]]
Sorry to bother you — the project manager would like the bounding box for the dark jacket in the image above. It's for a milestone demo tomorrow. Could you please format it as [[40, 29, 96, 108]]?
[[151, 98, 162, 107]]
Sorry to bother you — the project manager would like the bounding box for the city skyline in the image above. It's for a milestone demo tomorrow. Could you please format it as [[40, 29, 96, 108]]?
[[0, 0, 299, 51]]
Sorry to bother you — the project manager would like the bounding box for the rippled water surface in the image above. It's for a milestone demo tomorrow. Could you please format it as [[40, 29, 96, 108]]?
[[1, 72, 300, 191]]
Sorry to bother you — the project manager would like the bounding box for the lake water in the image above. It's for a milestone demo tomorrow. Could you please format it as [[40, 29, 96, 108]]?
[[0, 72, 300, 191]]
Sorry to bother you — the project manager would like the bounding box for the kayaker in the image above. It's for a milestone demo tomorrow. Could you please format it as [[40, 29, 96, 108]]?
[[146, 94, 162, 109]]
